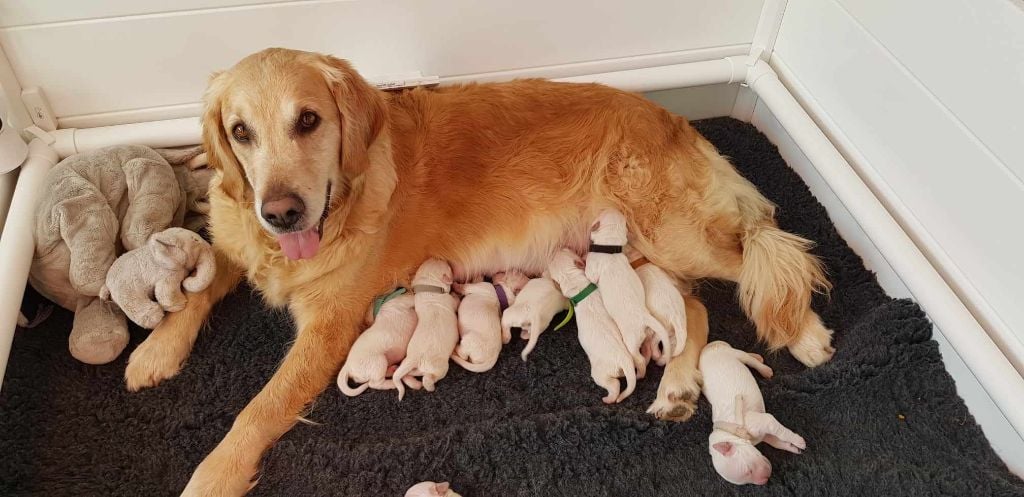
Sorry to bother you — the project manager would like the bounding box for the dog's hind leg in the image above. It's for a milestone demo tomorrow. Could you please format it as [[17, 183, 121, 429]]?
[[647, 295, 707, 421]]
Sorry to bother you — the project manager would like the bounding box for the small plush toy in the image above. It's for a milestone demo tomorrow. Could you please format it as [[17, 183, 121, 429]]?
[[28, 144, 210, 364], [100, 228, 215, 329]]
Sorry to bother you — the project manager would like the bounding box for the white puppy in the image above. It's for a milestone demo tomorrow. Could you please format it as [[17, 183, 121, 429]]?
[[549, 249, 636, 404], [624, 245, 687, 364], [502, 274, 569, 361], [584, 209, 669, 378], [450, 273, 522, 373], [700, 341, 806, 485], [393, 258, 460, 400], [337, 291, 417, 396], [405, 481, 461, 497]]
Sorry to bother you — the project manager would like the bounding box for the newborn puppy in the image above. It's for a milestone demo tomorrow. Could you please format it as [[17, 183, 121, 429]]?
[[625, 245, 688, 364], [406, 481, 462, 497], [701, 341, 806, 485], [502, 273, 568, 361], [549, 249, 636, 403], [492, 270, 530, 342], [450, 275, 519, 373], [393, 259, 460, 400], [584, 209, 669, 378], [337, 291, 416, 396]]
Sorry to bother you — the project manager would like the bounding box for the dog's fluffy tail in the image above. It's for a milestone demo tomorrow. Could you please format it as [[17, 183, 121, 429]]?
[[337, 367, 369, 397], [739, 225, 829, 350]]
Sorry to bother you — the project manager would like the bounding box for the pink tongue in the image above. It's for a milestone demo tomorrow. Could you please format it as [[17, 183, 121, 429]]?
[[276, 228, 321, 260]]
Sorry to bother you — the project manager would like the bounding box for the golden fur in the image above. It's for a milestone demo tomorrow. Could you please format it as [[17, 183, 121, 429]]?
[[124, 48, 833, 496]]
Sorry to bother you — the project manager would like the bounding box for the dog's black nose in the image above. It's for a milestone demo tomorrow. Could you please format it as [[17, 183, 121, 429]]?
[[261, 194, 305, 230]]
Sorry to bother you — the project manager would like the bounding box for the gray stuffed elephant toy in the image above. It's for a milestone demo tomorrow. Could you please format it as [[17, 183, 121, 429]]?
[[28, 144, 211, 364]]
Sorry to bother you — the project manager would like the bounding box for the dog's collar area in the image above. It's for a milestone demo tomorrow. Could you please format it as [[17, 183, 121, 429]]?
[[371, 287, 407, 318], [412, 284, 448, 294], [630, 256, 651, 270], [569, 283, 598, 307], [712, 421, 754, 442], [316, 182, 332, 235], [713, 394, 753, 441], [493, 284, 509, 311], [588, 243, 623, 254]]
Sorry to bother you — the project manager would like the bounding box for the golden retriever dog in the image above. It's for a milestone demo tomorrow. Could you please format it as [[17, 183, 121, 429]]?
[[123, 48, 833, 495]]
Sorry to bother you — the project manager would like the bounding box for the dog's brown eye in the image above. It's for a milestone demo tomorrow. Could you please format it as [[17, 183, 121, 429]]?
[[298, 111, 319, 131], [232, 123, 250, 143]]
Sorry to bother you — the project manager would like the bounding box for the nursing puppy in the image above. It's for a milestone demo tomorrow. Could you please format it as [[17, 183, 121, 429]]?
[[625, 245, 688, 363], [336, 292, 416, 396], [393, 259, 460, 399], [549, 249, 636, 404], [502, 273, 569, 361], [700, 341, 806, 485], [450, 271, 524, 373], [584, 209, 670, 378]]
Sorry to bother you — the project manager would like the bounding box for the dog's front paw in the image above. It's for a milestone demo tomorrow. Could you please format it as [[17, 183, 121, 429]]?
[[788, 320, 835, 367], [181, 449, 257, 497], [647, 366, 701, 422], [125, 334, 185, 391]]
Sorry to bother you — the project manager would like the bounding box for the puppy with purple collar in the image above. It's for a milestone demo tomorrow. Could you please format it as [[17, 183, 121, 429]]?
[[451, 271, 528, 373]]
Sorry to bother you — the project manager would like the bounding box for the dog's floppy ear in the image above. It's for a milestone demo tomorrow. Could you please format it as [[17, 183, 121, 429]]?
[[315, 55, 387, 176], [201, 71, 249, 202]]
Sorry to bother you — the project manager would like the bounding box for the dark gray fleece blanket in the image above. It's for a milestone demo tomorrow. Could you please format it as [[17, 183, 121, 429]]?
[[3, 118, 1022, 497]]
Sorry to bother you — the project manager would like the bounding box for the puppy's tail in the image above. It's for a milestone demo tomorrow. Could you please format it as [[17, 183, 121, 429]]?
[[451, 353, 498, 373], [739, 224, 830, 350], [617, 361, 637, 403], [392, 359, 414, 401], [337, 367, 369, 397]]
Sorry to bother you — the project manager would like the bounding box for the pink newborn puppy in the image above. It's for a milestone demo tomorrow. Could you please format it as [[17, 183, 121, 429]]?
[[502, 273, 569, 361], [450, 276, 520, 373], [337, 292, 417, 396], [405, 481, 461, 497], [700, 341, 806, 485], [549, 249, 636, 404], [624, 245, 687, 364], [393, 258, 460, 400], [584, 209, 670, 378]]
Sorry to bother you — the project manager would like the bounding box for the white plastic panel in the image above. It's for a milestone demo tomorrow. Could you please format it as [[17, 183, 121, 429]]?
[[774, 0, 1024, 369], [837, 0, 1024, 183], [0, 0, 762, 122], [0, 0, 283, 27]]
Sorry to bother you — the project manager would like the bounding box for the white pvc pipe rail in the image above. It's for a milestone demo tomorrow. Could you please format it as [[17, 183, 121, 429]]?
[[1, 56, 1021, 439], [0, 139, 58, 383]]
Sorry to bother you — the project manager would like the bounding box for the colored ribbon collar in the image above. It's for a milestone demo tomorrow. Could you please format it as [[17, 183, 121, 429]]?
[[630, 256, 651, 270], [493, 284, 510, 311], [371, 287, 407, 318], [553, 283, 598, 331], [588, 243, 623, 254], [412, 284, 448, 294]]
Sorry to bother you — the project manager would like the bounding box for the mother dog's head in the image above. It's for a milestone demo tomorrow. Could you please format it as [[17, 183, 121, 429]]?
[[202, 48, 394, 260]]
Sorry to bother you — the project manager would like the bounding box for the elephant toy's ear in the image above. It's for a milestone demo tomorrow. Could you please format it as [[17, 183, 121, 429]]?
[[150, 231, 183, 269]]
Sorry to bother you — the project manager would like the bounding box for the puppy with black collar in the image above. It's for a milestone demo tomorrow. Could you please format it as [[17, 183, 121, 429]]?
[[584, 209, 670, 379]]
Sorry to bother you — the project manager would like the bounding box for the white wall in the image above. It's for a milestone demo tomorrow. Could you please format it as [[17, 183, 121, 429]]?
[[772, 0, 1024, 376], [0, 0, 762, 128]]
